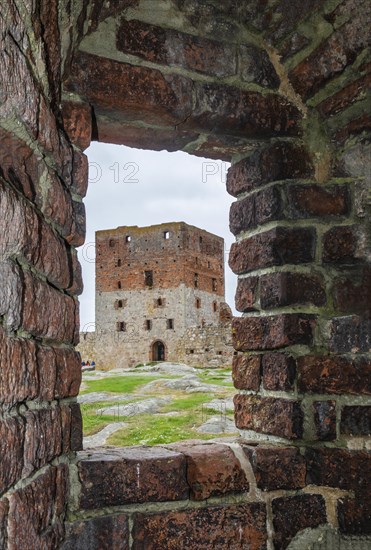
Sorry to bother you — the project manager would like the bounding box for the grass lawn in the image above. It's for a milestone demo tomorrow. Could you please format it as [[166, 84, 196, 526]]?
[[81, 374, 174, 395]]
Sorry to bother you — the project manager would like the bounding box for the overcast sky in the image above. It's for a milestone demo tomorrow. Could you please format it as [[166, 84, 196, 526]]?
[[78, 142, 238, 330]]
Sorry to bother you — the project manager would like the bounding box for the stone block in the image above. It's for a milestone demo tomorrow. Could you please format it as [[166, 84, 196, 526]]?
[[235, 276, 259, 312], [332, 267, 371, 315], [243, 445, 306, 491], [78, 447, 188, 509], [340, 406, 371, 435], [0, 416, 25, 493], [239, 44, 280, 88], [71, 149, 89, 198], [62, 515, 129, 550], [298, 355, 371, 395], [232, 314, 315, 351], [272, 494, 327, 549], [232, 354, 261, 391], [61, 101, 92, 150], [0, 499, 8, 549], [323, 226, 364, 264], [132, 504, 267, 550], [229, 185, 283, 235], [313, 400, 337, 441], [117, 19, 237, 78], [234, 395, 303, 439], [260, 272, 326, 309], [262, 353, 296, 391], [226, 143, 312, 197], [167, 442, 249, 500], [329, 316, 370, 353], [229, 227, 316, 275], [287, 183, 351, 218], [338, 495, 371, 535]]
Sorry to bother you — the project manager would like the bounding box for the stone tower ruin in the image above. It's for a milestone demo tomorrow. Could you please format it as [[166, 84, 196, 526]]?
[[88, 221, 233, 368]]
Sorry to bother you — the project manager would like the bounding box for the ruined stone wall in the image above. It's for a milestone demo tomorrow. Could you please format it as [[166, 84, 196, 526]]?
[[1, 0, 370, 548]]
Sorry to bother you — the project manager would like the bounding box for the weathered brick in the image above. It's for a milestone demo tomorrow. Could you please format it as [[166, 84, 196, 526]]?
[[262, 353, 296, 391], [235, 276, 259, 312], [167, 442, 249, 500], [229, 227, 316, 275], [298, 355, 371, 395], [287, 183, 351, 218], [332, 267, 371, 314], [322, 225, 364, 264], [132, 504, 267, 550], [229, 185, 283, 235], [272, 494, 327, 549], [340, 406, 371, 436], [22, 408, 63, 478], [22, 271, 78, 344], [338, 495, 371, 535], [78, 447, 188, 509], [61, 101, 92, 150], [334, 113, 371, 144], [260, 272, 326, 309], [226, 143, 312, 197], [234, 395, 304, 439], [118, 19, 237, 78], [0, 499, 8, 549], [232, 314, 315, 351], [289, 10, 369, 99], [67, 200, 86, 247], [232, 354, 261, 390], [313, 400, 337, 441], [305, 447, 371, 492], [239, 44, 280, 88], [0, 416, 25, 493], [243, 445, 306, 491], [71, 149, 89, 198], [317, 73, 371, 117], [54, 348, 82, 398], [329, 315, 370, 353], [62, 515, 130, 550], [0, 260, 23, 330], [186, 83, 301, 137], [70, 403, 83, 451], [7, 465, 68, 550], [65, 51, 193, 127]]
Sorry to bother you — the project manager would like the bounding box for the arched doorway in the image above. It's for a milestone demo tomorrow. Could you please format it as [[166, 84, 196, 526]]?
[[152, 341, 165, 362]]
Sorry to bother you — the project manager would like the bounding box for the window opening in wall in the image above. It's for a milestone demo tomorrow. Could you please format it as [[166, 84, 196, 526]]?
[[117, 281, 122, 289], [196, 298, 201, 309], [157, 297, 163, 306], [194, 272, 198, 288], [117, 300, 123, 308], [152, 340, 165, 361], [164, 230, 170, 239], [116, 321, 126, 332], [213, 301, 218, 312], [208, 261, 211, 268], [109, 239, 115, 247], [145, 319, 152, 331], [212, 278, 217, 292], [167, 319, 174, 329], [126, 235, 131, 242], [116, 259, 122, 267], [199, 236, 203, 244], [189, 349, 194, 354], [144, 270, 153, 287]]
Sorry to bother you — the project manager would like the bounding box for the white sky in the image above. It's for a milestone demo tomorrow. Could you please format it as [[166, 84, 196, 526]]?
[[78, 142, 238, 330]]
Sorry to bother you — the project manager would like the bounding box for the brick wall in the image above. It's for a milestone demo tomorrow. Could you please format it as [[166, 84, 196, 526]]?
[[1, 0, 370, 548]]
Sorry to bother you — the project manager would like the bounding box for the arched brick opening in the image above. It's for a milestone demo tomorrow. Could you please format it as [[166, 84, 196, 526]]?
[[0, 1, 370, 548], [151, 340, 167, 362]]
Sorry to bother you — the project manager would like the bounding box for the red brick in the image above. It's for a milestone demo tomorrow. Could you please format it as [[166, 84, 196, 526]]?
[[317, 73, 371, 117], [235, 276, 259, 312], [67, 250, 84, 296], [0, 327, 39, 407], [167, 442, 249, 500], [22, 271, 78, 344], [132, 504, 267, 550], [186, 83, 301, 137], [338, 495, 371, 535], [69, 403, 83, 451], [54, 348, 82, 398], [332, 267, 371, 315], [305, 447, 371, 492], [62, 515, 130, 550], [78, 447, 188, 509], [117, 19, 237, 78], [287, 183, 351, 218], [243, 445, 306, 491], [329, 315, 370, 353], [323, 225, 364, 264], [272, 494, 327, 549], [298, 355, 371, 395], [232, 354, 261, 390], [262, 353, 296, 391], [340, 406, 371, 436], [232, 314, 315, 351], [229, 227, 316, 275], [229, 185, 283, 234], [226, 143, 312, 197], [22, 408, 63, 478], [313, 400, 337, 441], [0, 260, 23, 330], [66, 200, 86, 246], [0, 499, 8, 549], [334, 113, 371, 144], [65, 51, 193, 127], [234, 395, 303, 439], [260, 272, 326, 309], [239, 44, 280, 88], [7, 465, 68, 550], [0, 416, 25, 493], [289, 10, 369, 99], [61, 101, 92, 150], [71, 149, 89, 198]]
